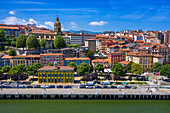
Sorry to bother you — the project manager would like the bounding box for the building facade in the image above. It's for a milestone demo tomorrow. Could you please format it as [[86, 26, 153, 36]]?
[[38, 65, 74, 83], [1, 55, 12, 67], [92, 59, 110, 68], [25, 55, 40, 67], [63, 57, 90, 66], [108, 52, 123, 66], [85, 39, 96, 52], [0, 26, 20, 38], [40, 53, 63, 66]]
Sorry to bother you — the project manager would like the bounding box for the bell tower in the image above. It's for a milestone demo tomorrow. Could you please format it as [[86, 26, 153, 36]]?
[[54, 14, 61, 34]]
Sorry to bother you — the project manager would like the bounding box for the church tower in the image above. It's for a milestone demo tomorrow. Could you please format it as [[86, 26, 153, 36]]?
[[54, 14, 61, 34]]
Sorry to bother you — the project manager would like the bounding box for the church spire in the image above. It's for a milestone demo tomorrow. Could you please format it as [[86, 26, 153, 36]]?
[[56, 13, 59, 21]]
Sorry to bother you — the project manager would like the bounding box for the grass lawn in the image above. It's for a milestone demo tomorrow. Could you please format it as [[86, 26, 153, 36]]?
[[0, 100, 169, 113]]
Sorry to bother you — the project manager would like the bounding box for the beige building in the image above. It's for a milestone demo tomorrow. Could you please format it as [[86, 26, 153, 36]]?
[[85, 39, 96, 52]]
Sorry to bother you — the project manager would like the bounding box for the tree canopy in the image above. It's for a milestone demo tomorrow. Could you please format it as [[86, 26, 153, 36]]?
[[112, 63, 125, 76], [15, 64, 26, 72], [86, 50, 94, 59], [33, 63, 43, 69], [131, 63, 143, 75], [26, 35, 40, 49], [94, 64, 104, 72], [40, 39, 46, 48], [26, 65, 38, 76], [8, 49, 16, 56], [0, 28, 6, 42], [53, 35, 66, 49], [9, 67, 22, 75], [160, 64, 170, 78], [2, 65, 11, 73], [48, 62, 54, 66], [126, 61, 134, 73], [77, 62, 91, 76], [68, 62, 77, 72], [16, 34, 26, 49], [151, 62, 162, 72]]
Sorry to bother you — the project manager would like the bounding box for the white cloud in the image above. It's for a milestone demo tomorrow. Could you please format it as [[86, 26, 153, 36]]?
[[89, 21, 108, 26], [37, 24, 48, 28], [70, 22, 78, 29], [1, 16, 26, 25], [44, 21, 53, 27], [15, 1, 46, 4], [27, 18, 38, 24], [9, 11, 15, 15]]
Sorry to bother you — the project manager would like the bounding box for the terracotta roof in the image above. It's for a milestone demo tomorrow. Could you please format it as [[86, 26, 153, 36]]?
[[26, 55, 40, 58], [135, 53, 153, 57], [108, 52, 121, 55], [38, 66, 74, 71], [153, 55, 163, 58], [92, 59, 108, 63], [85, 38, 96, 41], [96, 35, 108, 38], [119, 61, 130, 65], [0, 26, 20, 30], [119, 49, 132, 52], [40, 53, 63, 56], [1, 55, 13, 59], [133, 40, 144, 43], [118, 45, 126, 48], [12, 55, 26, 58], [65, 57, 90, 60]]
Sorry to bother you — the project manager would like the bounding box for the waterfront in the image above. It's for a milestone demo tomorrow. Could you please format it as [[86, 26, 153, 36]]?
[[0, 100, 169, 113]]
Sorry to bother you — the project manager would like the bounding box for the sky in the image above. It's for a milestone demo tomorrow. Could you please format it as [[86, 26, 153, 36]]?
[[0, 0, 170, 32]]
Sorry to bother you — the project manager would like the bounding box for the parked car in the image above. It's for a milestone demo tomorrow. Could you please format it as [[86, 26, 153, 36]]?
[[56, 85, 63, 88], [86, 86, 93, 89], [0, 85, 4, 88], [110, 85, 117, 89], [125, 86, 132, 89], [5, 85, 12, 88], [0, 82, 2, 85], [34, 85, 41, 88], [95, 85, 102, 89], [47, 85, 55, 88], [41, 85, 47, 89], [19, 85, 26, 88], [18, 82, 24, 85], [132, 86, 137, 89], [117, 85, 124, 89], [101, 80, 110, 85], [4, 82, 10, 85], [25, 82, 31, 85], [103, 86, 110, 89], [64, 85, 72, 89], [27, 86, 33, 88], [79, 85, 86, 89], [86, 81, 95, 86]]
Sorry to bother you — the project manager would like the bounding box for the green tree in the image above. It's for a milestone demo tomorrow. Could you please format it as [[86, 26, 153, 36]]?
[[15, 64, 26, 72], [0, 70, 3, 75], [68, 62, 77, 72], [0, 28, 6, 42], [48, 62, 54, 66], [8, 49, 16, 56], [112, 63, 125, 76], [2, 65, 11, 73], [160, 64, 170, 78], [131, 63, 143, 75], [40, 39, 46, 48], [16, 34, 26, 50], [111, 62, 118, 71], [86, 50, 94, 59], [77, 62, 91, 76], [26, 65, 38, 78], [33, 63, 43, 69], [53, 35, 66, 49], [26, 35, 40, 49], [126, 61, 134, 73], [9, 67, 22, 75], [94, 64, 104, 72], [151, 62, 162, 72]]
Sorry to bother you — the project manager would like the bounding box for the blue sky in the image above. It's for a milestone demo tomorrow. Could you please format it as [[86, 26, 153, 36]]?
[[0, 0, 169, 32]]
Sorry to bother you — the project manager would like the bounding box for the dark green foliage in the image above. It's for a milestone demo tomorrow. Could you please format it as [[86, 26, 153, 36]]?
[[131, 63, 143, 75], [8, 67, 22, 75], [53, 35, 66, 49], [151, 62, 162, 72], [111, 62, 118, 71], [160, 64, 170, 78], [2, 65, 11, 73], [16, 34, 27, 49], [33, 63, 43, 69], [48, 62, 54, 66], [8, 49, 16, 56], [26, 65, 38, 76], [68, 62, 77, 72], [15, 64, 26, 72], [94, 64, 104, 72], [86, 50, 94, 59], [26, 35, 40, 49], [77, 62, 91, 76], [112, 63, 125, 76], [40, 39, 46, 48], [67, 44, 79, 48], [0, 28, 6, 42], [126, 61, 134, 73]]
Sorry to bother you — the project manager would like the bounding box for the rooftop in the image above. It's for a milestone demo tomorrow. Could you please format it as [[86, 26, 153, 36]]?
[[40, 53, 63, 56], [65, 57, 90, 60], [38, 66, 74, 71], [92, 59, 108, 63]]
